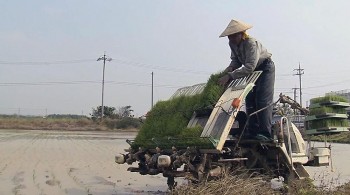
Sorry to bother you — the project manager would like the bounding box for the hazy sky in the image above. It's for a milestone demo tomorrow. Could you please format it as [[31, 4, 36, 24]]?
[[1, 0, 350, 116]]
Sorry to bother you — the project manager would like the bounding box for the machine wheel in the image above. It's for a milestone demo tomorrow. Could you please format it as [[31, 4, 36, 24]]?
[[243, 148, 259, 169], [167, 176, 177, 190], [242, 147, 274, 175]]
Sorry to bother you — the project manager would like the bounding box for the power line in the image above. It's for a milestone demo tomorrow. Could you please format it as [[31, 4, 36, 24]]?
[[0, 80, 102, 86], [303, 78, 350, 89], [111, 58, 211, 75], [0, 57, 310, 79], [4, 77, 346, 90], [0, 57, 212, 75], [2, 58, 348, 93], [0, 59, 95, 66], [276, 73, 294, 77], [0, 80, 184, 89]]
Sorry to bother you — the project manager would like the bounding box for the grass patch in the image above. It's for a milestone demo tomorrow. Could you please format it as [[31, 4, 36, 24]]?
[[0, 115, 140, 131], [173, 172, 275, 195], [173, 173, 350, 195], [102, 117, 141, 129]]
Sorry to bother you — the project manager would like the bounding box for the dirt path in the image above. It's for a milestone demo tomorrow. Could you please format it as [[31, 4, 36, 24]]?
[[0, 130, 168, 195]]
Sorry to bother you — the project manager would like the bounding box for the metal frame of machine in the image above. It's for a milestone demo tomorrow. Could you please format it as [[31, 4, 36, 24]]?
[[115, 72, 342, 189]]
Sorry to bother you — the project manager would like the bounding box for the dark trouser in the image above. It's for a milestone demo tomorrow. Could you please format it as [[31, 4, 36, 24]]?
[[245, 59, 275, 137]]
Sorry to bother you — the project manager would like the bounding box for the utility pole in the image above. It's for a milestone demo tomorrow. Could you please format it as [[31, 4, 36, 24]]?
[[151, 72, 154, 109], [97, 52, 112, 120], [292, 87, 299, 102], [292, 87, 299, 115], [294, 63, 304, 107]]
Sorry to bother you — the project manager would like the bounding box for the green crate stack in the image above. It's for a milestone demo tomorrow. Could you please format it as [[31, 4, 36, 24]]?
[[305, 95, 350, 135]]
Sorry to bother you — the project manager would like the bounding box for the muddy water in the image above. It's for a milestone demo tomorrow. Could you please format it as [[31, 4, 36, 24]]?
[[304, 141, 350, 186], [0, 129, 168, 195], [1, 129, 349, 194]]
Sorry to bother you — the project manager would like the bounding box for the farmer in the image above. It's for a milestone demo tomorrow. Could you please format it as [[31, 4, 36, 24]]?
[[218, 19, 275, 140]]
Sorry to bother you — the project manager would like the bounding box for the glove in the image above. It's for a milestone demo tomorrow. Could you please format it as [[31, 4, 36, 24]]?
[[224, 66, 235, 73], [218, 74, 231, 86]]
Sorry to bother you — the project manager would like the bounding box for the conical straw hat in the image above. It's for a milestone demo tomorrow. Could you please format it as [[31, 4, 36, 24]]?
[[219, 20, 253, 37]]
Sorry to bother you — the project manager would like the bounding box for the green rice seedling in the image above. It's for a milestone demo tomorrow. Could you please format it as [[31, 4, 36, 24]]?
[[133, 72, 226, 149], [309, 106, 347, 115], [310, 95, 349, 104], [308, 119, 349, 129]]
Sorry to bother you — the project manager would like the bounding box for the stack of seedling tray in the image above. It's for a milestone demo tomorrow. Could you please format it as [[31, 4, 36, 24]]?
[[305, 95, 350, 135]]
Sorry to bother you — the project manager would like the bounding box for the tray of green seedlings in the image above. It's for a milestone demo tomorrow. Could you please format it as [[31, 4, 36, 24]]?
[[132, 72, 226, 150], [305, 95, 350, 135], [307, 118, 349, 129], [305, 106, 348, 120], [130, 126, 215, 150], [305, 116, 350, 135], [310, 95, 350, 108], [305, 128, 349, 135]]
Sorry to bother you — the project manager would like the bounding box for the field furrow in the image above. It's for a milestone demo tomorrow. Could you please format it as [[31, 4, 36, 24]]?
[[0, 130, 167, 195]]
